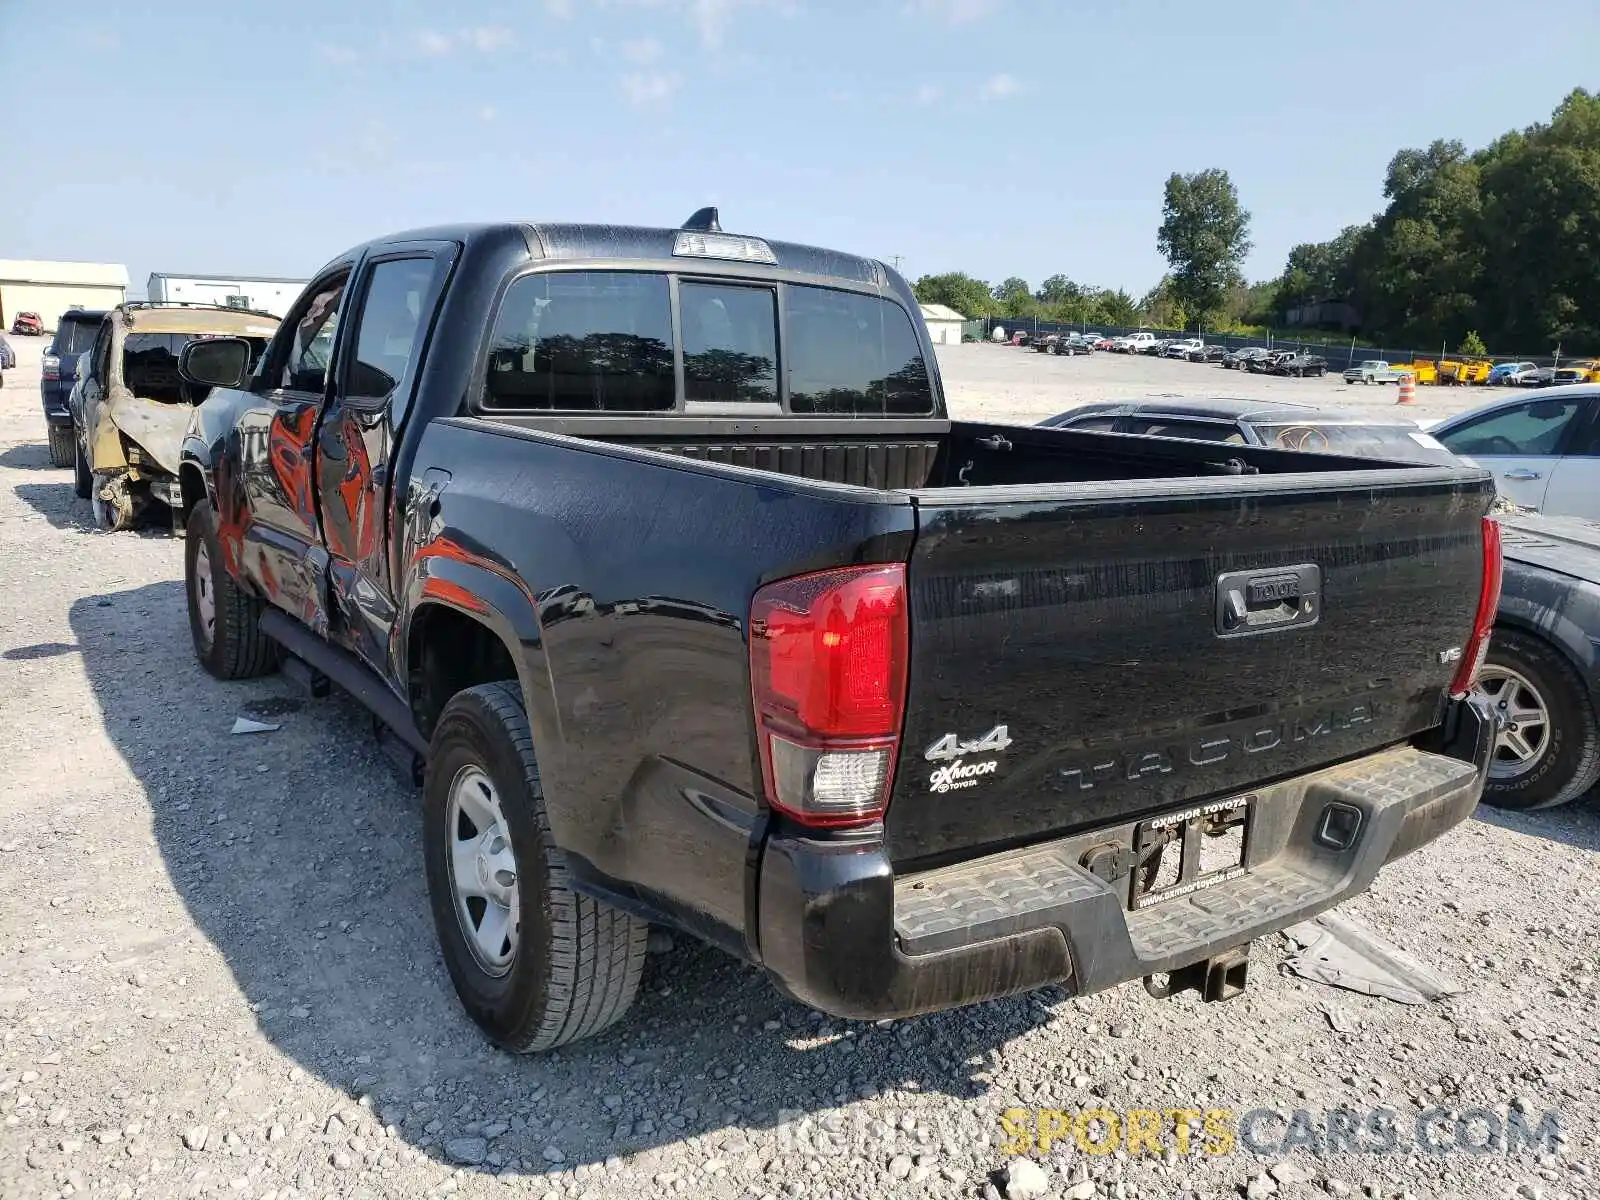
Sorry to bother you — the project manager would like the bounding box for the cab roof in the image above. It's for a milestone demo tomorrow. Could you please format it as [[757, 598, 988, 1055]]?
[[333, 212, 889, 289]]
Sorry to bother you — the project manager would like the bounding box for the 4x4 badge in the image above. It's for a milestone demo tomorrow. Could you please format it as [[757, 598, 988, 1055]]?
[[925, 725, 1013, 762]]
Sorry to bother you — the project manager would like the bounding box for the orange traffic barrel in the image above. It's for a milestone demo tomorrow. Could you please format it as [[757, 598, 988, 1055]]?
[[1396, 373, 1416, 405]]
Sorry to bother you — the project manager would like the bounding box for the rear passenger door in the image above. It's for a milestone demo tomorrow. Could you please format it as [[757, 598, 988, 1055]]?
[[315, 244, 456, 675], [225, 268, 350, 635], [1539, 397, 1600, 520]]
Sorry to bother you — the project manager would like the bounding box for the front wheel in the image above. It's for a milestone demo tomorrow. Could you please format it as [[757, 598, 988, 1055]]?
[[91, 473, 139, 532], [1474, 629, 1600, 810], [424, 682, 648, 1052], [47, 423, 74, 468], [185, 499, 280, 679]]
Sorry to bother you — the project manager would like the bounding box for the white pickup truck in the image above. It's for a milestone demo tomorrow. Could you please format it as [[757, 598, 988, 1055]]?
[[1114, 331, 1157, 354]]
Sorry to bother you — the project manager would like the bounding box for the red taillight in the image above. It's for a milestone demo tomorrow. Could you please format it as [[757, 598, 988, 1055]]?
[[750, 564, 909, 828], [1450, 517, 1503, 697], [42, 355, 59, 380]]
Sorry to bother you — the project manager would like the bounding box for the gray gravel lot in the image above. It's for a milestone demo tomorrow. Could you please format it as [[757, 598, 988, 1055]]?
[[1, 339, 1597, 1200], [936, 342, 1483, 427]]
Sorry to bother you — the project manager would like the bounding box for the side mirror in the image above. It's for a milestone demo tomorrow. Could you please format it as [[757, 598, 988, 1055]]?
[[179, 337, 252, 390]]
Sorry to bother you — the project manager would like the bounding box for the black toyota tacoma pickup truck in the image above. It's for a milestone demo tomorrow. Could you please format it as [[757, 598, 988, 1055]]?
[[175, 211, 1502, 1053]]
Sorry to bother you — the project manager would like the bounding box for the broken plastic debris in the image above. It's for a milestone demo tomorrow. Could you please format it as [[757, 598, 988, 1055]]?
[[230, 716, 281, 735], [1283, 911, 1460, 1005], [1319, 998, 1359, 1033]]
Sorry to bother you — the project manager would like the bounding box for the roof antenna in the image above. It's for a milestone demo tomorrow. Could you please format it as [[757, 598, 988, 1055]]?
[[682, 206, 721, 232]]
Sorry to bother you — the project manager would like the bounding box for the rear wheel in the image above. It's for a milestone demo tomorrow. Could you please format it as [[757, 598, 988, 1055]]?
[[47, 424, 74, 468], [185, 499, 280, 679], [424, 682, 648, 1052], [1474, 629, 1600, 810]]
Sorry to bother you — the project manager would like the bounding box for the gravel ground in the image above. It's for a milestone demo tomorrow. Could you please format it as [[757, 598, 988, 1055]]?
[[1, 338, 1597, 1200]]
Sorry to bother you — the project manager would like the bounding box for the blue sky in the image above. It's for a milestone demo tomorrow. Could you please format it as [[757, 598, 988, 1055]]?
[[3, 0, 1596, 299]]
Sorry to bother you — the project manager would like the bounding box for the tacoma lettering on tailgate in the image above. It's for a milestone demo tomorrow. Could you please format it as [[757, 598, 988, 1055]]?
[[1059, 699, 1377, 793]]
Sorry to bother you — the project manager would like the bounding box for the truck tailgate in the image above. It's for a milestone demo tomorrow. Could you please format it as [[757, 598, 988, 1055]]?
[[887, 468, 1493, 866]]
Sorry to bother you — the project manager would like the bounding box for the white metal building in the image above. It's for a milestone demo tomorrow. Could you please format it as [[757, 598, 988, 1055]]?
[[146, 273, 308, 318], [0, 260, 129, 333], [918, 303, 966, 345]]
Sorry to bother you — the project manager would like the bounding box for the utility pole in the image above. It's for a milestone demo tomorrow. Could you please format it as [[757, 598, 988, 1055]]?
[[888, 255, 904, 273]]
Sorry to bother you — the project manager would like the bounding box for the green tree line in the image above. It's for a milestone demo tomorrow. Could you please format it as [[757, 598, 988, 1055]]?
[[1272, 88, 1600, 355], [913, 89, 1599, 354]]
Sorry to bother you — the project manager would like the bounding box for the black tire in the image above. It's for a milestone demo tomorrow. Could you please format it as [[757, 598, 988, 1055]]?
[[47, 423, 74, 467], [424, 682, 648, 1053], [1477, 628, 1600, 811], [72, 427, 91, 499], [185, 500, 279, 679]]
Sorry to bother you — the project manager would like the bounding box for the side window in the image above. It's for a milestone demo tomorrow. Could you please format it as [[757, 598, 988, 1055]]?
[[680, 281, 778, 405], [787, 286, 934, 415], [1436, 399, 1581, 457], [483, 271, 673, 411], [1125, 418, 1246, 444], [278, 277, 347, 393], [90, 322, 112, 384], [345, 258, 436, 400], [1563, 402, 1600, 457], [1051, 416, 1121, 432]]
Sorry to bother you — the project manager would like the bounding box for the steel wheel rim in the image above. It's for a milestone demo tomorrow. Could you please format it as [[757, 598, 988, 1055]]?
[[1474, 665, 1551, 780], [445, 765, 521, 976], [192, 541, 216, 649]]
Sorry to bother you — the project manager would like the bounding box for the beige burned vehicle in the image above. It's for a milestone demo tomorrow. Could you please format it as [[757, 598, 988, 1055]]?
[[70, 302, 279, 530]]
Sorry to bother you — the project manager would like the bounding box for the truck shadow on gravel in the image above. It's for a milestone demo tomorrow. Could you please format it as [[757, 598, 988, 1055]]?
[[1473, 793, 1600, 851], [13, 480, 100, 533], [13, 478, 176, 536], [72, 581, 1049, 1182], [0, 441, 54, 470]]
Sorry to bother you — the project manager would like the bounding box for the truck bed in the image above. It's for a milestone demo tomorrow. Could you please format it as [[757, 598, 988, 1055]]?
[[478, 415, 1406, 491]]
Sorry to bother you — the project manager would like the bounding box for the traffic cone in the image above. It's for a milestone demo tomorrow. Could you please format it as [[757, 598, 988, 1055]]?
[[1396, 373, 1416, 405]]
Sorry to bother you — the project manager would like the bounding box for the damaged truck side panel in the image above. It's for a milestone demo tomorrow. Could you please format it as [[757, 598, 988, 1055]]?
[[73, 303, 279, 530]]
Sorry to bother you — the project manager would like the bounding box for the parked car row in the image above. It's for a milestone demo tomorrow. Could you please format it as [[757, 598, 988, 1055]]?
[[1030, 331, 1101, 355]]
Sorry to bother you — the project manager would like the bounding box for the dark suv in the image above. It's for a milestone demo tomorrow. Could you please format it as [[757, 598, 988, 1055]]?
[[41, 309, 108, 466]]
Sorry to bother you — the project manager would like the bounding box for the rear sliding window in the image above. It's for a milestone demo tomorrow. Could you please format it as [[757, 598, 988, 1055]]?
[[481, 272, 934, 414], [787, 285, 933, 415], [680, 281, 777, 405], [484, 272, 674, 411], [53, 318, 102, 355]]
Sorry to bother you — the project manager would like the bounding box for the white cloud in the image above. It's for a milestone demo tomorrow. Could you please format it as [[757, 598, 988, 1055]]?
[[412, 29, 455, 56], [687, 0, 737, 49], [408, 26, 516, 56], [463, 25, 517, 52], [619, 70, 682, 107], [906, 0, 999, 25], [316, 42, 361, 64], [479, 105, 499, 122], [978, 72, 1020, 100], [913, 83, 940, 106], [545, 0, 575, 16], [621, 36, 663, 63]]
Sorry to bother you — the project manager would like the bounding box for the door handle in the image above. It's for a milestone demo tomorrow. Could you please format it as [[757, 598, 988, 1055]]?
[[1501, 469, 1542, 481]]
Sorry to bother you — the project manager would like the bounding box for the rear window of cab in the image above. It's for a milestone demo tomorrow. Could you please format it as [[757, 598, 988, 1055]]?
[[481, 270, 934, 416]]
